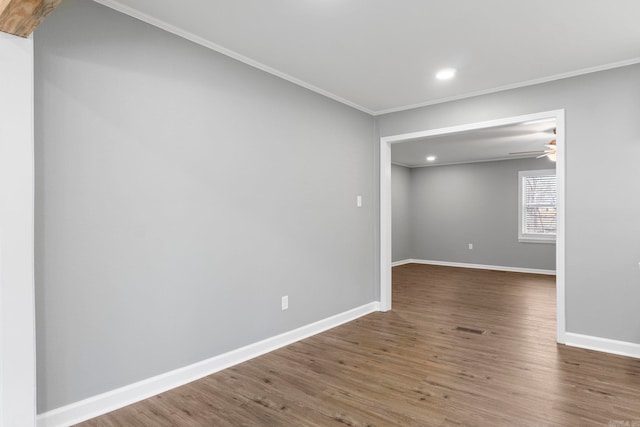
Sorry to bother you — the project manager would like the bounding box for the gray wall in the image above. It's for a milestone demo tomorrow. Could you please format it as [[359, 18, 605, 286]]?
[[35, 0, 376, 412], [406, 158, 555, 270], [377, 64, 640, 345], [391, 164, 412, 262]]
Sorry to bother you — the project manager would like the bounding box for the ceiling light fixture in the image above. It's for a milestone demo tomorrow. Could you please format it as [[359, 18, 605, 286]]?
[[509, 129, 557, 162], [426, 155, 436, 161], [436, 68, 456, 80]]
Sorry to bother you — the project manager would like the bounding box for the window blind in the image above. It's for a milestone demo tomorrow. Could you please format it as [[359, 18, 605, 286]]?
[[522, 174, 556, 236]]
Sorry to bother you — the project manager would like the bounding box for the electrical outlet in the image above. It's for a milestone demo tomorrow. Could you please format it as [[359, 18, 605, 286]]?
[[281, 295, 289, 311], [468, 243, 473, 250]]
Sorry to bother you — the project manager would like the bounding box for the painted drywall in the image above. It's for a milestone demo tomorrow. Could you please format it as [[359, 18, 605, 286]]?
[[0, 33, 36, 427], [34, 0, 375, 412], [391, 164, 411, 262], [406, 158, 555, 270], [377, 64, 640, 345]]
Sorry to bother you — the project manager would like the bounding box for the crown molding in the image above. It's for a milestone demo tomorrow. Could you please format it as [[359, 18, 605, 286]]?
[[91, 1, 640, 118], [373, 57, 640, 116], [91, 0, 375, 115]]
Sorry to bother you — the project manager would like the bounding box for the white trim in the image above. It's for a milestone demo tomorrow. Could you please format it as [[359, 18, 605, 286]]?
[[381, 111, 564, 145], [401, 259, 556, 276], [0, 33, 36, 427], [380, 110, 566, 344], [554, 111, 566, 343], [518, 238, 556, 244], [373, 58, 640, 116], [564, 333, 640, 359], [391, 259, 413, 267], [380, 139, 392, 312], [90, 0, 374, 115], [36, 302, 380, 427]]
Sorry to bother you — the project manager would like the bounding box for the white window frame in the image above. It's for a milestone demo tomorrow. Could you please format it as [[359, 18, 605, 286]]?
[[518, 169, 556, 243]]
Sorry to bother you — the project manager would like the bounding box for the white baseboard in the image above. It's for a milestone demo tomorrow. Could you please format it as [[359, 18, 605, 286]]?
[[391, 259, 412, 267], [564, 332, 640, 359], [396, 258, 556, 276], [37, 302, 381, 427]]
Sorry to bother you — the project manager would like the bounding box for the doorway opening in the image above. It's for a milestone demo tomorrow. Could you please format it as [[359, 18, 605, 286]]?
[[379, 109, 566, 344]]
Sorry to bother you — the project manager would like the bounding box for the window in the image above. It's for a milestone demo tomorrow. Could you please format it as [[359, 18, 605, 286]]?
[[518, 169, 556, 243]]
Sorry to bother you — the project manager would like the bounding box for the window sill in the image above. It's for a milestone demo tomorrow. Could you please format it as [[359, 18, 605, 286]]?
[[518, 237, 556, 244]]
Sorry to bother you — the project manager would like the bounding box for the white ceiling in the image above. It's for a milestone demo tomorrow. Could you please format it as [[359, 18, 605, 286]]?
[[391, 119, 557, 168], [93, 0, 640, 115]]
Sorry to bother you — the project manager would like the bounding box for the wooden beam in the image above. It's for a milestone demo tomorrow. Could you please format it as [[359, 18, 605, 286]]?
[[0, 0, 63, 38]]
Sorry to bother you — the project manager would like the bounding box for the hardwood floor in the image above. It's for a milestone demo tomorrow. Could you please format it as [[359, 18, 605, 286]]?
[[79, 264, 640, 426]]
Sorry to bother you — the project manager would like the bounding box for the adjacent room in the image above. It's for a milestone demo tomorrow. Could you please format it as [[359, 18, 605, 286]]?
[[2, 0, 640, 426], [389, 117, 559, 338], [390, 119, 558, 272]]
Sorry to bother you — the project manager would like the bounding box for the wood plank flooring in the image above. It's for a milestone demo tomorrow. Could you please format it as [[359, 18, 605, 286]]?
[[78, 264, 640, 426]]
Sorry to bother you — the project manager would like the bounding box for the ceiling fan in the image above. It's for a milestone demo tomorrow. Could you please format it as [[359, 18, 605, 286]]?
[[508, 129, 557, 161]]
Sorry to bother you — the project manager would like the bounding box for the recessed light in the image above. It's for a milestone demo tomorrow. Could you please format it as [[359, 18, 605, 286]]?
[[436, 68, 456, 80], [426, 155, 436, 162]]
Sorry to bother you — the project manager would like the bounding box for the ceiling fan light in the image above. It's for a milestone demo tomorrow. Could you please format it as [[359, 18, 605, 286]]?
[[542, 138, 557, 161]]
